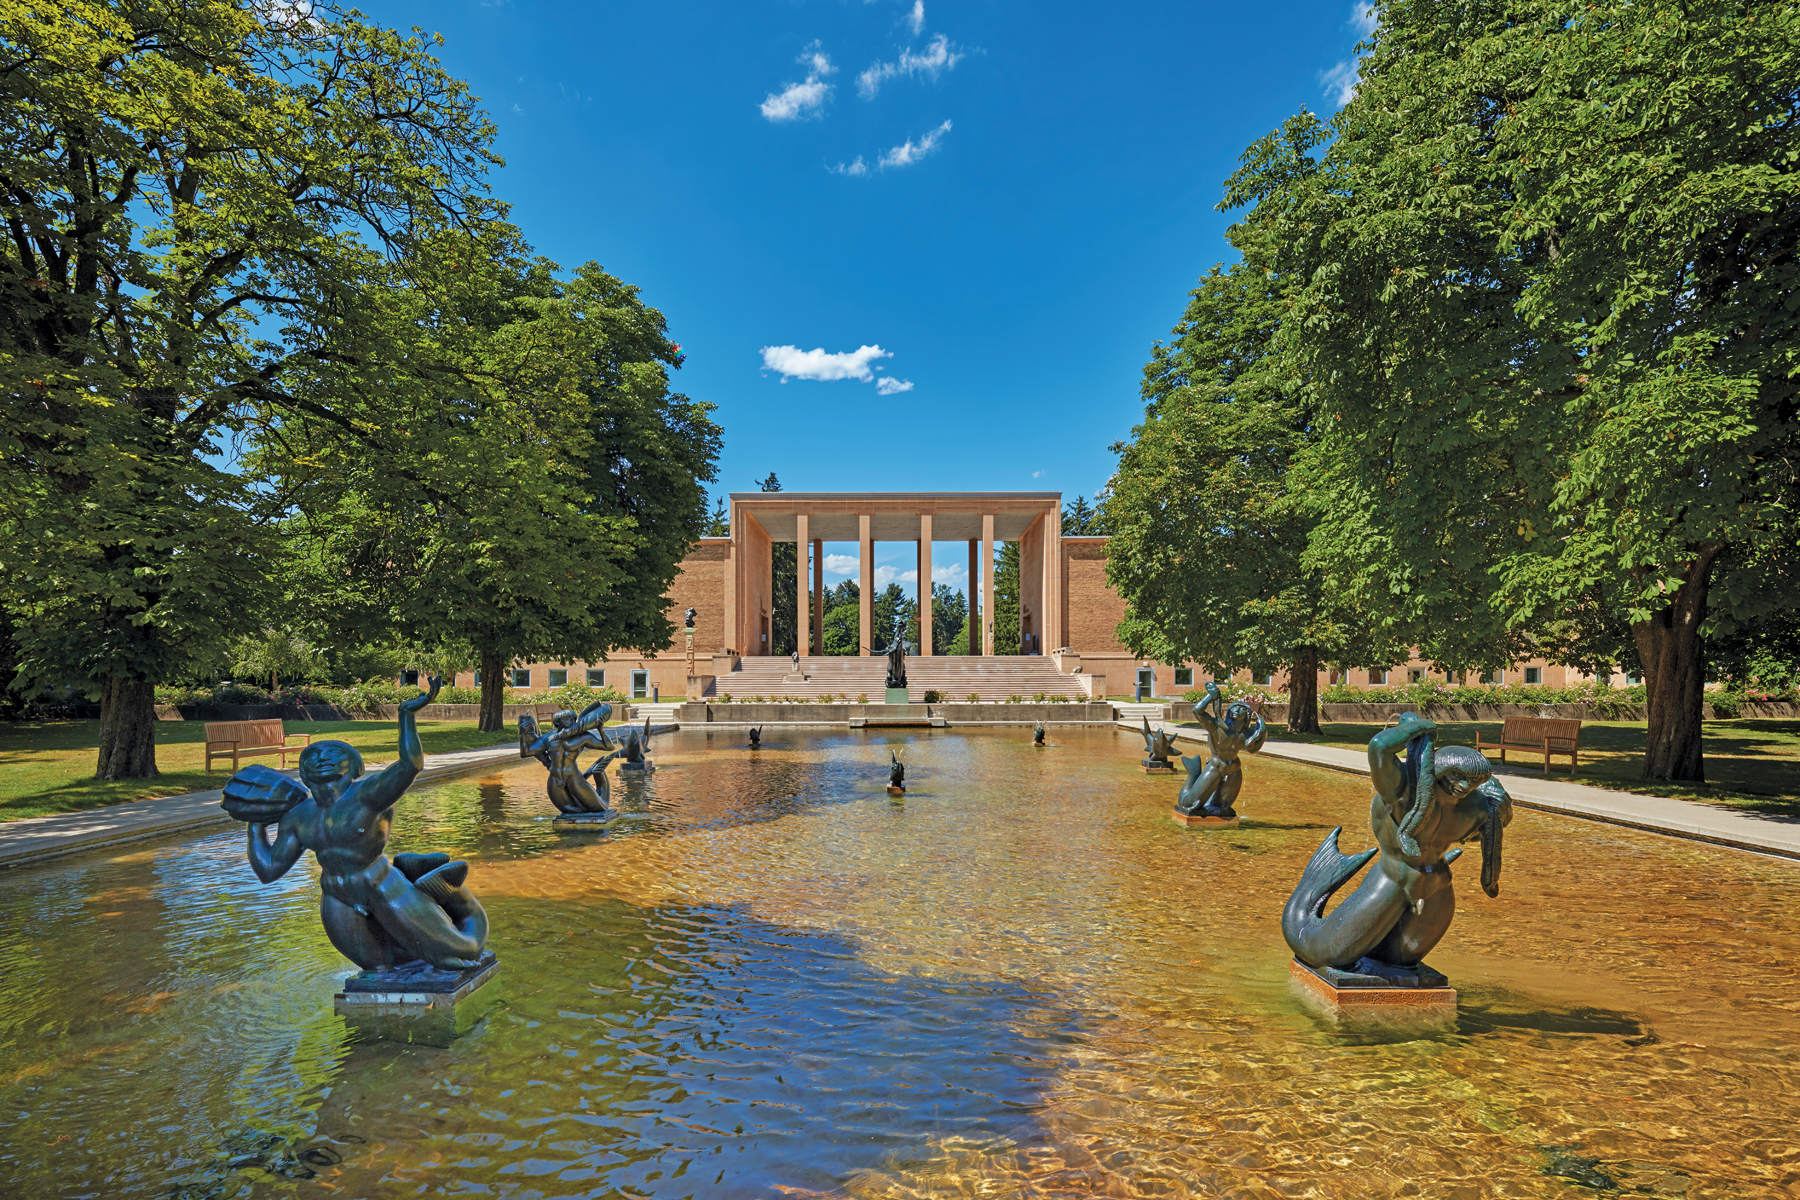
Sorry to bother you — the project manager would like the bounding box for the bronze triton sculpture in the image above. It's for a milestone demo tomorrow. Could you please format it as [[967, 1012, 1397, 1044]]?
[[617, 716, 655, 771], [1175, 682, 1269, 820], [519, 701, 618, 814], [887, 749, 905, 793], [1283, 713, 1513, 988], [220, 678, 489, 972]]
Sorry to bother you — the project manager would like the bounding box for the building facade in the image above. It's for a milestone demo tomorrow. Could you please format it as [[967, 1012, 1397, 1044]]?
[[457, 490, 1626, 700]]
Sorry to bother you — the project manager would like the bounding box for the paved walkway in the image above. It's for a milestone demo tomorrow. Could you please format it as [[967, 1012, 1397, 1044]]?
[[0, 742, 524, 870], [1127, 718, 1800, 862]]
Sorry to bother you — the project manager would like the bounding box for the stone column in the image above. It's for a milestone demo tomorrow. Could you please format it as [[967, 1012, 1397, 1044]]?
[[966, 539, 979, 656], [981, 514, 995, 656], [1045, 503, 1062, 652], [859, 513, 873, 655], [811, 538, 824, 656], [795, 512, 810, 659], [918, 513, 933, 655]]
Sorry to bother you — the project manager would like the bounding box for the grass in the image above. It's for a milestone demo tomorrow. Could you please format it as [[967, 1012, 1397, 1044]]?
[[1232, 718, 1800, 817], [0, 719, 518, 823]]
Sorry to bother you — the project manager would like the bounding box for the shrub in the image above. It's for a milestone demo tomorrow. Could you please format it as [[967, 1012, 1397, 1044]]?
[[1031, 691, 1046, 702], [1006, 694, 1023, 703], [1048, 693, 1069, 703], [719, 693, 733, 703], [856, 693, 869, 704], [922, 689, 944, 703], [967, 693, 980, 703], [529, 683, 627, 712]]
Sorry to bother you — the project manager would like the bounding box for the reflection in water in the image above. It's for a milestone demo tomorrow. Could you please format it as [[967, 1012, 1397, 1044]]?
[[2, 727, 1798, 1197]]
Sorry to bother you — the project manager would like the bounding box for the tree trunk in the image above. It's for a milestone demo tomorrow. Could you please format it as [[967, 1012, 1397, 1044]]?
[[1286, 647, 1322, 735], [1633, 550, 1718, 782], [478, 649, 506, 733], [96, 676, 159, 779]]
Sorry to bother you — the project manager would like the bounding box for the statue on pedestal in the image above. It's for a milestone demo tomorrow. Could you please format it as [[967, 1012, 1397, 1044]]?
[[1175, 682, 1269, 819], [872, 636, 909, 689], [887, 749, 905, 792], [617, 715, 655, 770], [1139, 716, 1178, 770], [220, 679, 489, 972], [519, 700, 618, 814], [1282, 714, 1513, 987]]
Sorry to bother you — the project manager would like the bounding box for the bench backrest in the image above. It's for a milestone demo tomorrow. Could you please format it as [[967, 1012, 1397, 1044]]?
[[1499, 717, 1582, 745], [204, 719, 286, 747]]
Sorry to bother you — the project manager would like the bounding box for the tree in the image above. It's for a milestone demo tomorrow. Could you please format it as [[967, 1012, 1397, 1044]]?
[[1230, 0, 1800, 778], [276, 247, 716, 730], [761, 473, 797, 656], [914, 583, 966, 655], [1062, 495, 1105, 535], [1, 0, 503, 777], [992, 542, 1021, 654], [230, 627, 325, 692], [1102, 261, 1387, 733], [872, 582, 915, 650], [703, 496, 730, 536], [822, 603, 860, 657]]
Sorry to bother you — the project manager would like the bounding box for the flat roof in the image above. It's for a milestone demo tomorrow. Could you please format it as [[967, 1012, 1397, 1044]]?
[[728, 491, 1061, 542]]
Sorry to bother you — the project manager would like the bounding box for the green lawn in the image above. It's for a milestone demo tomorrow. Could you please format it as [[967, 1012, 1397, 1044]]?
[[1238, 718, 1800, 817], [0, 720, 518, 823]]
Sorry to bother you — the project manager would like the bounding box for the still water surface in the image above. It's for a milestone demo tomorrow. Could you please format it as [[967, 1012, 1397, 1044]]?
[[2, 728, 1798, 1197]]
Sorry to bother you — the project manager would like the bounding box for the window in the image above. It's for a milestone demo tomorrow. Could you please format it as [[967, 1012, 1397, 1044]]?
[[1626, 670, 1642, 685], [402, 669, 419, 686], [631, 669, 649, 699], [1328, 667, 1346, 685], [1255, 672, 1274, 686], [1480, 669, 1504, 685], [473, 671, 481, 685], [1524, 666, 1542, 685], [1408, 668, 1424, 683], [1174, 667, 1194, 687], [510, 669, 530, 688], [587, 668, 606, 687], [1368, 669, 1388, 686], [548, 668, 567, 687]]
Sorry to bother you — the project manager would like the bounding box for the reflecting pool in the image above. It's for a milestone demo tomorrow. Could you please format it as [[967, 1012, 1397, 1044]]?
[[3, 728, 1798, 1197]]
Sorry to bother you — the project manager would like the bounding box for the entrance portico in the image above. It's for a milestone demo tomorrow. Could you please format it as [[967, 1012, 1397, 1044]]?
[[725, 492, 1063, 658]]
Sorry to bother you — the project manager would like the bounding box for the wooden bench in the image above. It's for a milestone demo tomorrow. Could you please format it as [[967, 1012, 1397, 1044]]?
[[1475, 717, 1582, 774], [204, 720, 311, 774]]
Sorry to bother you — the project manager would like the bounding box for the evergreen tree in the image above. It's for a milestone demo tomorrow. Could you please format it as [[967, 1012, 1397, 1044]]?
[[993, 543, 1021, 655], [760, 474, 796, 656]]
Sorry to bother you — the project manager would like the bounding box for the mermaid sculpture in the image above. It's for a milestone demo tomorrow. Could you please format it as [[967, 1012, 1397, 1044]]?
[[519, 701, 618, 814], [220, 678, 489, 972], [1282, 713, 1512, 987], [1175, 682, 1269, 819]]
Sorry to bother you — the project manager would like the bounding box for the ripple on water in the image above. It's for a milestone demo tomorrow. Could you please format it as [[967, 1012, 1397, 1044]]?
[[1, 727, 1797, 1198]]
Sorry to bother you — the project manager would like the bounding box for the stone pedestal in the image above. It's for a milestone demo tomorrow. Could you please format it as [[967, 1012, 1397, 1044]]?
[[620, 761, 653, 773], [783, 672, 808, 684], [887, 785, 906, 796], [1170, 809, 1238, 828], [552, 811, 617, 832], [334, 952, 500, 1046], [1139, 760, 1174, 774], [885, 687, 910, 704], [1288, 958, 1456, 1009]]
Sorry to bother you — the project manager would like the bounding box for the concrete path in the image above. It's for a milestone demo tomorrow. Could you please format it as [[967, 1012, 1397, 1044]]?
[[1128, 719, 1800, 863], [0, 742, 524, 870]]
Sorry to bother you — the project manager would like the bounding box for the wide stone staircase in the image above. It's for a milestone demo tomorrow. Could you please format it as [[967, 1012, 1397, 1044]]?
[[706, 656, 1087, 703]]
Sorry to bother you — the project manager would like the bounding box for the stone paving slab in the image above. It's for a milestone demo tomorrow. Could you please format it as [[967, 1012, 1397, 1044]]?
[[0, 742, 524, 870], [1127, 719, 1800, 863]]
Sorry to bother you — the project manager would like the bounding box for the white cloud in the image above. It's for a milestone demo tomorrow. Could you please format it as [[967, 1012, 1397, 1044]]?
[[761, 44, 836, 122], [931, 563, 966, 585], [1351, 2, 1377, 38], [761, 343, 892, 383], [830, 156, 871, 177], [1030, 469, 1044, 478], [857, 34, 962, 99], [906, 0, 925, 35], [879, 119, 952, 168], [822, 553, 859, 576], [1320, 60, 1359, 107], [875, 377, 914, 396], [874, 565, 918, 587]]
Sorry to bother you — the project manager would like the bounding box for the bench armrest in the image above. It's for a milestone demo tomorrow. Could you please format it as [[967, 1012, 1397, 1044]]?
[[284, 733, 312, 747], [206, 739, 241, 751]]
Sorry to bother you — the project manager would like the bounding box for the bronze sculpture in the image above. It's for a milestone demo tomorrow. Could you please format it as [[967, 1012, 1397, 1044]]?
[[684, 607, 697, 629], [748, 725, 762, 748], [1139, 716, 1178, 770], [1032, 723, 1046, 746], [220, 678, 489, 972], [617, 715, 655, 771], [872, 636, 909, 689], [1283, 714, 1513, 986], [519, 701, 618, 814], [1175, 682, 1269, 819], [887, 749, 905, 791]]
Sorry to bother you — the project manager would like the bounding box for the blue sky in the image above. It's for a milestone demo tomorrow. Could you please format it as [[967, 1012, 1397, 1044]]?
[[361, 0, 1370, 589]]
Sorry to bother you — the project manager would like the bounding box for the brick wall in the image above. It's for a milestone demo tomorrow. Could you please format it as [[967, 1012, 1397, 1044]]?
[[1063, 539, 1130, 655]]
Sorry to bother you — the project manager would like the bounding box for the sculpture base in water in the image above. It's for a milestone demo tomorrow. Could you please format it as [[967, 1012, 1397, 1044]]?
[[620, 761, 654, 773], [887, 785, 906, 796], [1140, 760, 1175, 773], [334, 951, 501, 1045], [885, 688, 910, 704], [1289, 959, 1455, 1009], [553, 811, 618, 832], [1170, 809, 1237, 828]]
